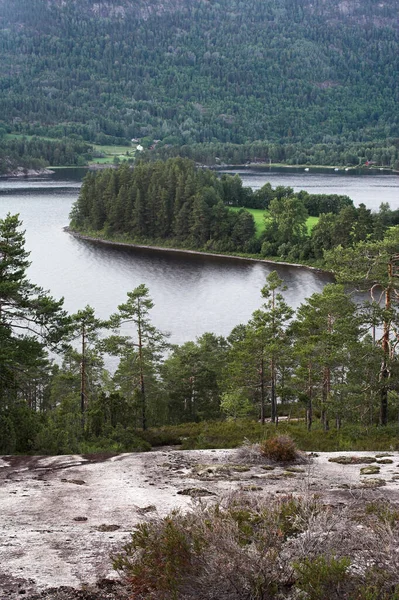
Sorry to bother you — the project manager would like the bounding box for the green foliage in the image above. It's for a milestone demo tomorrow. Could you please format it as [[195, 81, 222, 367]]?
[[0, 414, 16, 453], [71, 159, 399, 265], [262, 195, 309, 258], [5, 206, 399, 454], [220, 391, 253, 420], [294, 555, 352, 600], [0, 214, 68, 436], [106, 284, 169, 430], [162, 333, 228, 424], [223, 272, 294, 424]]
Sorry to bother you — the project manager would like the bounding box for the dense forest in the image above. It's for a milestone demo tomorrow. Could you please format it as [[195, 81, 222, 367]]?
[[70, 159, 399, 261], [0, 134, 93, 174], [2, 157, 399, 454], [0, 0, 398, 168]]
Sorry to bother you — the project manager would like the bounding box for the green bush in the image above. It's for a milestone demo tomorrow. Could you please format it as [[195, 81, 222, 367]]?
[[294, 555, 352, 600]]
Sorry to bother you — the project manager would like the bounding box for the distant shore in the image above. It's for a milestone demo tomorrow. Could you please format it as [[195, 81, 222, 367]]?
[[65, 227, 332, 274], [1, 167, 55, 178], [214, 163, 398, 174]]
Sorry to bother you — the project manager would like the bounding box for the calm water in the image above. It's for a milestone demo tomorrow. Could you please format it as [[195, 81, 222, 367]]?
[[221, 168, 399, 212], [0, 169, 397, 344]]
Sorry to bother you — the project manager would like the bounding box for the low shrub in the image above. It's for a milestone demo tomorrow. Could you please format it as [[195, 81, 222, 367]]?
[[113, 493, 314, 599], [113, 516, 200, 600], [259, 435, 298, 462], [294, 555, 352, 600], [113, 493, 399, 599]]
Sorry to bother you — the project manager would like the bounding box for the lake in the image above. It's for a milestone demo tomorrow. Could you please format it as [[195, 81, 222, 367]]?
[[220, 168, 399, 212], [0, 169, 397, 344]]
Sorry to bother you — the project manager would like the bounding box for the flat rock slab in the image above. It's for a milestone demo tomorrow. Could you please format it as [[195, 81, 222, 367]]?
[[1, 449, 399, 599]]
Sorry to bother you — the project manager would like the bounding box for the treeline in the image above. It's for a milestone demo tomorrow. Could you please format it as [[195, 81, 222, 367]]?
[[0, 0, 398, 162], [0, 135, 93, 174], [149, 139, 399, 170], [2, 210, 399, 455], [70, 159, 399, 262]]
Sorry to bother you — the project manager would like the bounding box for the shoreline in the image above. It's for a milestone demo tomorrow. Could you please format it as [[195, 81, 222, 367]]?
[[0, 167, 55, 178], [214, 163, 398, 174], [65, 228, 332, 274]]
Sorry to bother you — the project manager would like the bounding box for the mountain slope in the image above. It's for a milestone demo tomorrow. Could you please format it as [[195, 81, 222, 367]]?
[[0, 0, 398, 150]]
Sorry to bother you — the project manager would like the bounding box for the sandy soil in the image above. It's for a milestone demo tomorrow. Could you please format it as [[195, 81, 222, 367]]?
[[1, 448, 399, 599]]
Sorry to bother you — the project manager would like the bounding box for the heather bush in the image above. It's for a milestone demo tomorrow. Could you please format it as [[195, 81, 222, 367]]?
[[259, 435, 299, 463], [294, 555, 352, 600], [114, 494, 399, 599], [113, 493, 313, 599]]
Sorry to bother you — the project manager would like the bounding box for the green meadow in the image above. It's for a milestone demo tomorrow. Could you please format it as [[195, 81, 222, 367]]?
[[91, 143, 135, 164], [230, 207, 318, 237]]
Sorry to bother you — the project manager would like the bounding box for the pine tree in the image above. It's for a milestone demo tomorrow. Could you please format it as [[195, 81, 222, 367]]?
[[107, 285, 168, 430], [0, 214, 68, 434]]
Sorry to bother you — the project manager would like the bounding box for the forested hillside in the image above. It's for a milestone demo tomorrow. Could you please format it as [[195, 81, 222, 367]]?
[[0, 0, 398, 166]]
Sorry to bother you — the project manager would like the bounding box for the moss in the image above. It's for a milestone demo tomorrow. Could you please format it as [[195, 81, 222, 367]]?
[[360, 465, 380, 475], [285, 466, 306, 473], [361, 478, 386, 488], [375, 453, 394, 458], [97, 524, 121, 531], [328, 456, 376, 465], [177, 487, 216, 497]]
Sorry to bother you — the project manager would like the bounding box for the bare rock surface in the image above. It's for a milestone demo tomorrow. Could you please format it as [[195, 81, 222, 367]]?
[[1, 449, 399, 599]]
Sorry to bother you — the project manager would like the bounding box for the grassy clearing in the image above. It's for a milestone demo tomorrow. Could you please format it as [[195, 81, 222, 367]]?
[[306, 215, 318, 233], [90, 143, 136, 165], [230, 207, 319, 237], [88, 157, 115, 164], [92, 143, 131, 155], [230, 207, 266, 237]]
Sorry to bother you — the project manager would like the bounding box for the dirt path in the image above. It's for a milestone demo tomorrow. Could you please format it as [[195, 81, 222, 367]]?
[[1, 449, 399, 599]]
